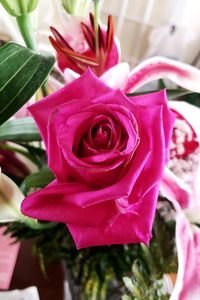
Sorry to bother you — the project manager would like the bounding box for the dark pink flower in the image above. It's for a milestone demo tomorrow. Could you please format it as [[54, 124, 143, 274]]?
[[49, 14, 119, 77], [21, 70, 175, 248]]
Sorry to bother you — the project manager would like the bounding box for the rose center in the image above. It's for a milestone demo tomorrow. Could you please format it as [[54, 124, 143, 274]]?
[[92, 123, 111, 149]]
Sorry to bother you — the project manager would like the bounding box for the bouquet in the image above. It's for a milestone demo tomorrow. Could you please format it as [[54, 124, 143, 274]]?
[[0, 1, 200, 299]]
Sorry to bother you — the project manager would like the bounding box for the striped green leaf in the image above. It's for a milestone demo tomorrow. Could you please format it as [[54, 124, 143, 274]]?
[[0, 42, 55, 125], [21, 167, 55, 195], [0, 117, 41, 141]]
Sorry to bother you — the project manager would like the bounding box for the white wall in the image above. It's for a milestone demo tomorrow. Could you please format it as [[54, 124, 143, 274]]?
[[100, 0, 200, 67]]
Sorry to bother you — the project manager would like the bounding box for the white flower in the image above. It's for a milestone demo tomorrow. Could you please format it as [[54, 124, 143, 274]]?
[[0, 168, 24, 222]]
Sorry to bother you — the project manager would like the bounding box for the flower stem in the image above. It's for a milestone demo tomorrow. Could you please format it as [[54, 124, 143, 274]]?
[[93, 0, 100, 57], [16, 14, 37, 50], [41, 82, 48, 97], [16, 14, 48, 97]]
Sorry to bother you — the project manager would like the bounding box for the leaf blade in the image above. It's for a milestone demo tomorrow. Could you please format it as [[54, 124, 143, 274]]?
[[0, 117, 41, 142], [21, 167, 55, 195], [0, 42, 55, 125]]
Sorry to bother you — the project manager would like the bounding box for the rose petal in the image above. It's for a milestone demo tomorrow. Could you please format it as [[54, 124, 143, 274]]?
[[21, 180, 119, 227], [67, 184, 159, 248], [129, 89, 176, 161], [28, 69, 112, 147], [123, 56, 200, 93]]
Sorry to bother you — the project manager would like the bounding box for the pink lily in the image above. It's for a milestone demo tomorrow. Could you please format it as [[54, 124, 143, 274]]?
[[161, 101, 200, 300], [58, 56, 200, 94], [169, 212, 200, 300], [49, 13, 120, 77], [100, 56, 200, 93], [123, 57, 200, 93]]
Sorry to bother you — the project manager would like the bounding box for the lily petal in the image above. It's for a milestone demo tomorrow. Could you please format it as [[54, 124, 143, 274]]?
[[48, 75, 65, 91], [123, 56, 200, 93], [161, 101, 200, 210], [184, 206, 200, 225], [160, 167, 191, 209], [100, 63, 130, 90], [169, 101, 200, 208], [170, 212, 200, 300], [64, 68, 80, 84], [0, 169, 24, 222]]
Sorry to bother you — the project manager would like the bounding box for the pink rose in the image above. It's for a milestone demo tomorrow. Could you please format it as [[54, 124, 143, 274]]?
[[21, 70, 175, 249]]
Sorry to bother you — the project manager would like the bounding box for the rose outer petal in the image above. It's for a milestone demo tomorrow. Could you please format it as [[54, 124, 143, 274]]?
[[129, 89, 176, 161], [21, 180, 119, 227], [68, 184, 160, 248]]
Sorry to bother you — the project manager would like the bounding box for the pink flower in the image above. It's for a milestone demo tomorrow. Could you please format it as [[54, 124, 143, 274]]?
[[49, 14, 120, 77], [170, 212, 200, 300], [101, 57, 200, 93], [161, 101, 200, 300], [161, 101, 200, 210], [21, 70, 175, 249], [59, 56, 200, 94]]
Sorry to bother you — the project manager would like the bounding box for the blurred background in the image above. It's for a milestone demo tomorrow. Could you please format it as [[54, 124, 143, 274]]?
[[100, 0, 200, 67]]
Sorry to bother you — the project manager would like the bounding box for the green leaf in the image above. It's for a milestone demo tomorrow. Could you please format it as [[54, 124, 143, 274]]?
[[166, 89, 196, 100], [126, 89, 197, 100], [158, 79, 166, 89], [0, 42, 55, 125], [0, 117, 41, 142], [21, 167, 55, 195]]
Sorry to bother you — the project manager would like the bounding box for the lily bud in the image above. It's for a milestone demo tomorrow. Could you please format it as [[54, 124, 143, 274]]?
[[62, 0, 90, 16], [0, 0, 39, 17]]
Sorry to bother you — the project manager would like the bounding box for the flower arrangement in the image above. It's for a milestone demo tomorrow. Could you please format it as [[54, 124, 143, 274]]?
[[0, 0, 200, 299]]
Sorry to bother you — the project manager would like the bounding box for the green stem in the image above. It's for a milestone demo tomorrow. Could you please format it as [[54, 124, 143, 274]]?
[[24, 218, 58, 230], [93, 0, 100, 57], [16, 14, 37, 50], [41, 82, 48, 97], [16, 14, 48, 97]]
